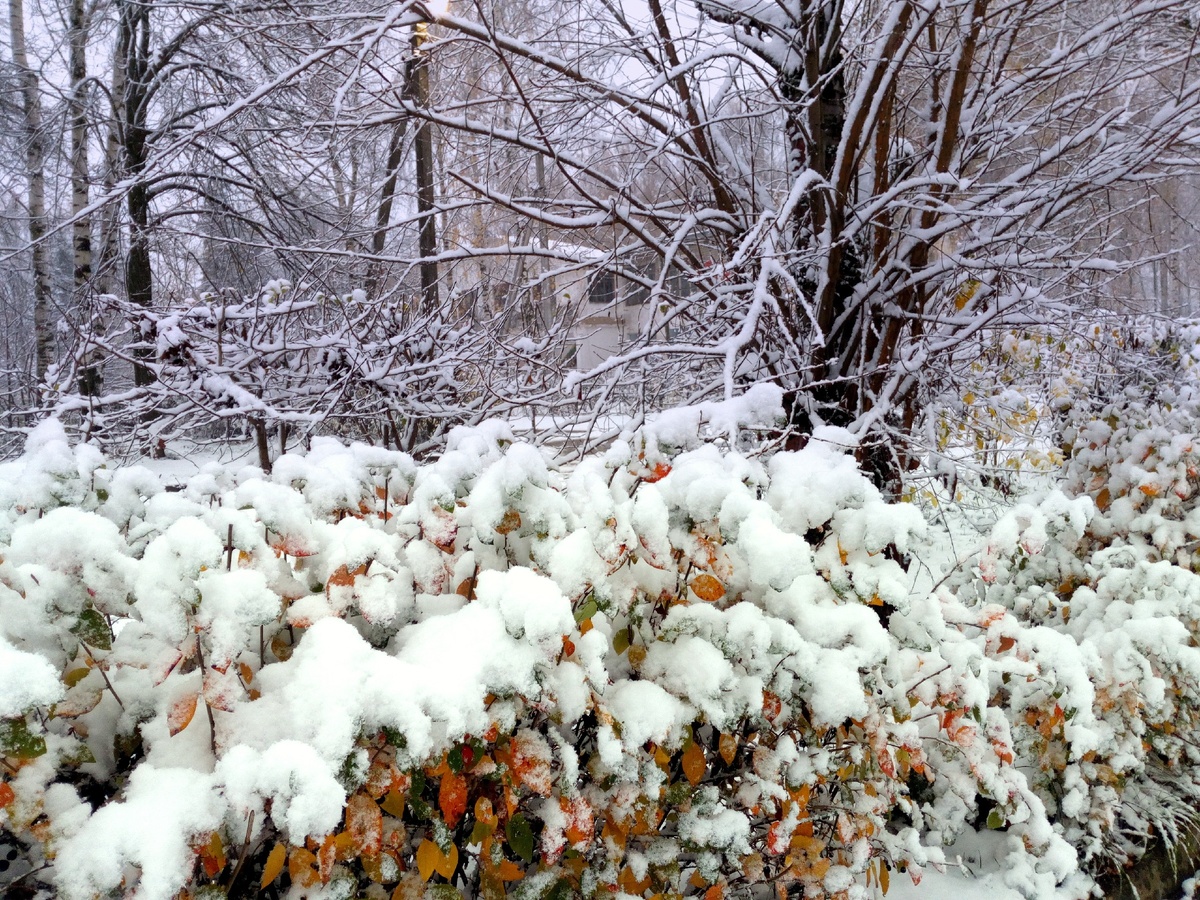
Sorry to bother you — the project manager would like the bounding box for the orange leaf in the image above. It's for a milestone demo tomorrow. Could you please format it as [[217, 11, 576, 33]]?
[[718, 733, 738, 766], [762, 691, 782, 722], [318, 834, 337, 883], [439, 772, 468, 827], [327, 566, 354, 588], [0, 781, 13, 810], [997, 636, 1016, 653], [289, 847, 321, 888], [168, 693, 198, 737], [645, 462, 671, 483], [704, 884, 724, 900], [690, 574, 725, 602], [498, 859, 524, 881], [260, 843, 286, 889], [618, 866, 652, 895], [681, 742, 707, 786], [347, 791, 384, 855], [495, 509, 522, 535], [1096, 487, 1112, 511]]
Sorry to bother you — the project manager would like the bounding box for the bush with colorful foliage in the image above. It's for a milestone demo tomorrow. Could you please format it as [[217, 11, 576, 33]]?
[[5, 381, 1200, 900]]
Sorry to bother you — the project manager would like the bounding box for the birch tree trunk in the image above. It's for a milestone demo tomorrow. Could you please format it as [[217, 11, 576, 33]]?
[[69, 0, 91, 291], [8, 0, 53, 386]]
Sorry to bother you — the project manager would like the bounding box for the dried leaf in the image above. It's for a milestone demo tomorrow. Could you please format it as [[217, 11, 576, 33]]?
[[0, 781, 14, 809], [690, 574, 725, 602], [260, 842, 286, 889], [681, 741, 707, 786]]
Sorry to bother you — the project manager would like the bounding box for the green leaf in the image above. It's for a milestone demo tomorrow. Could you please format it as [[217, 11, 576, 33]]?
[[448, 744, 466, 774], [506, 813, 534, 863], [612, 628, 630, 656], [62, 739, 96, 766], [71, 609, 112, 651], [574, 597, 598, 625], [469, 821, 493, 846], [0, 718, 47, 759], [986, 808, 1005, 830], [427, 885, 463, 900]]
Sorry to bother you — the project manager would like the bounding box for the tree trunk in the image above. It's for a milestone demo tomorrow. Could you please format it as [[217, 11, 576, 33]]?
[[69, 0, 103, 399], [118, 0, 155, 387], [412, 25, 439, 313], [9, 0, 53, 386]]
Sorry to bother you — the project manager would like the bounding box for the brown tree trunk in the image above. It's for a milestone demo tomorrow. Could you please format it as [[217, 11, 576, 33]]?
[[118, 0, 155, 387]]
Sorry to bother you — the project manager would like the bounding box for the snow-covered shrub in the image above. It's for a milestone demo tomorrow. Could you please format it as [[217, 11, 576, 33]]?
[[0, 401, 1157, 900], [954, 348, 1200, 880]]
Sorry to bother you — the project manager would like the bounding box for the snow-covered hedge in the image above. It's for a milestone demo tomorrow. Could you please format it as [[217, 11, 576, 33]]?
[[2, 393, 1198, 900]]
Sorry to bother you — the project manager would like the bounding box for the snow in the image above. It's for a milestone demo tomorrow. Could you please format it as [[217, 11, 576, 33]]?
[[0, 633, 63, 717]]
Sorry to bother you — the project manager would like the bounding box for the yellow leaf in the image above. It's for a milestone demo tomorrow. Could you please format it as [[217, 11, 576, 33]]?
[[416, 839, 439, 882], [261, 842, 286, 889], [880, 862, 890, 894], [414, 840, 458, 881], [682, 741, 707, 786], [437, 843, 459, 880], [381, 788, 406, 818]]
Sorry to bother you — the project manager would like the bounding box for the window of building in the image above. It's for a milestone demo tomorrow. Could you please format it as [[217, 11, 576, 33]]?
[[588, 271, 616, 304]]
